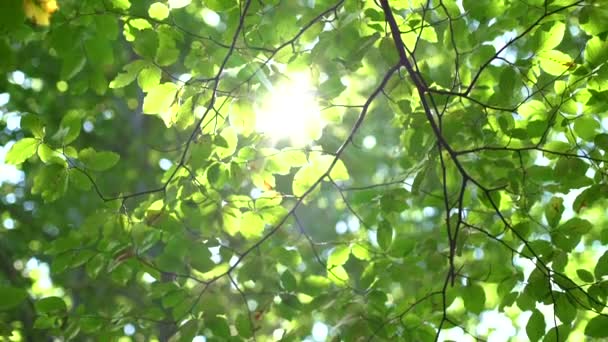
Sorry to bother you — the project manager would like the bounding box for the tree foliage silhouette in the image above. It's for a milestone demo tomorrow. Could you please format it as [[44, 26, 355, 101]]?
[[1, 0, 608, 341]]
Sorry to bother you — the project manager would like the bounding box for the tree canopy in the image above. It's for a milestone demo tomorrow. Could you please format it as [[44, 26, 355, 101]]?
[[1, 0, 608, 341]]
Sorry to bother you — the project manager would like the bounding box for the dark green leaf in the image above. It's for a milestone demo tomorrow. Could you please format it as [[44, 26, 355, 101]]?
[[526, 309, 545, 342], [0, 286, 28, 310]]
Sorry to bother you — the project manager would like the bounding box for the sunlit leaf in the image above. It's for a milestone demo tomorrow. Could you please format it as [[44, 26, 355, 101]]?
[[5, 138, 38, 165], [78, 148, 120, 171], [148, 3, 169, 20], [143, 83, 178, 115]]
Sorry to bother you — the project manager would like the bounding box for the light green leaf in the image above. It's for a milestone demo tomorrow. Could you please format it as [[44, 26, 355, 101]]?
[[240, 211, 265, 239], [5, 138, 38, 165], [109, 60, 146, 88], [229, 102, 255, 135], [537, 50, 574, 76], [148, 3, 169, 20], [351, 244, 371, 260], [215, 126, 238, 158], [143, 83, 178, 115], [585, 36, 608, 68], [78, 148, 120, 171], [110, 0, 130, 10], [137, 65, 162, 92], [327, 245, 350, 267], [579, 5, 608, 36], [292, 154, 349, 197], [0, 286, 28, 310], [38, 144, 66, 166], [539, 21, 565, 51], [327, 265, 348, 284]]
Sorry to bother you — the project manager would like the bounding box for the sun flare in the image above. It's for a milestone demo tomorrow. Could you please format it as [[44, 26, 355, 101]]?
[[255, 73, 324, 146]]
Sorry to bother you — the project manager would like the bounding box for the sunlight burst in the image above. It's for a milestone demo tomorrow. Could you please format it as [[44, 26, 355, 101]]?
[[255, 73, 324, 146]]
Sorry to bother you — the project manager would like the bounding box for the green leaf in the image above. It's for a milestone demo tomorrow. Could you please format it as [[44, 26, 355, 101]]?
[[84, 37, 114, 69], [595, 133, 608, 151], [573, 116, 599, 141], [585, 36, 608, 68], [554, 293, 576, 324], [32, 165, 69, 202], [235, 313, 253, 338], [544, 196, 564, 228], [280, 270, 297, 291], [35, 296, 67, 314], [595, 251, 608, 279], [148, 3, 170, 20], [0, 286, 28, 310], [132, 29, 158, 59], [143, 83, 178, 115], [543, 324, 569, 342], [20, 114, 45, 138], [60, 52, 87, 80], [109, 60, 146, 88], [206, 316, 230, 338], [573, 185, 608, 212], [54, 111, 82, 144], [462, 284, 485, 314], [78, 148, 120, 171], [156, 27, 181, 66], [5, 138, 38, 165], [377, 220, 393, 250], [577, 269, 594, 283], [585, 315, 608, 338], [557, 217, 592, 236]]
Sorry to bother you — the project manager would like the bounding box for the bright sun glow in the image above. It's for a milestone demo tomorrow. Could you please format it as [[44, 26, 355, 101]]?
[[255, 73, 324, 146]]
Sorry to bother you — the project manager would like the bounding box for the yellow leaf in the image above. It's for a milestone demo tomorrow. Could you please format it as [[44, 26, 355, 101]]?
[[23, 0, 58, 26]]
